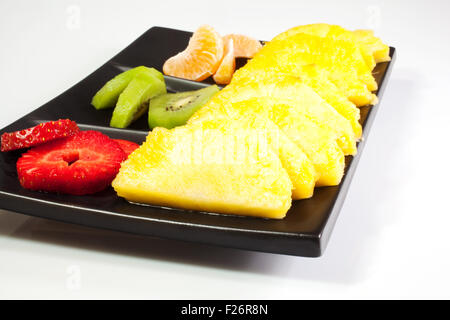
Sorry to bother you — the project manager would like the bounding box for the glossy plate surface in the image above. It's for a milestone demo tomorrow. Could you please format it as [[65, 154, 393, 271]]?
[[0, 27, 395, 257]]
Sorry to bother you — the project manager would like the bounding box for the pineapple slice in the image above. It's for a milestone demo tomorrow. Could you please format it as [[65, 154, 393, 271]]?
[[353, 29, 391, 63], [271, 23, 377, 71], [246, 33, 377, 106], [112, 125, 293, 219], [297, 65, 362, 138], [196, 75, 357, 156], [189, 98, 345, 187], [196, 116, 317, 200], [231, 67, 362, 139]]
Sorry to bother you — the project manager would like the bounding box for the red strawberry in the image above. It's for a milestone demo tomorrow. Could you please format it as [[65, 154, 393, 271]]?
[[1, 119, 79, 152], [16, 131, 126, 195], [113, 139, 140, 157]]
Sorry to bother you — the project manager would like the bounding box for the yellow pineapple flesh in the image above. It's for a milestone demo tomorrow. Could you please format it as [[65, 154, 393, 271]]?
[[112, 125, 293, 219], [231, 67, 362, 139], [246, 33, 378, 106], [294, 65, 363, 139], [270, 23, 377, 71], [195, 116, 317, 200], [189, 98, 345, 187], [195, 75, 357, 155], [353, 29, 391, 63]]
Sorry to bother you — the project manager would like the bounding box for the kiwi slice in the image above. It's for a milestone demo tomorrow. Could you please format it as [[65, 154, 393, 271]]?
[[148, 85, 220, 129], [110, 72, 166, 128], [91, 66, 164, 110]]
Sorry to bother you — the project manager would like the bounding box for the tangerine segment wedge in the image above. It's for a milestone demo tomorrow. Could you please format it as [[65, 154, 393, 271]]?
[[213, 39, 235, 85], [223, 34, 263, 58], [163, 25, 224, 81]]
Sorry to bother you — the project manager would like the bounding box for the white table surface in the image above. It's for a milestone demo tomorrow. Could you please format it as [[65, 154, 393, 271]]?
[[1, 0, 449, 299]]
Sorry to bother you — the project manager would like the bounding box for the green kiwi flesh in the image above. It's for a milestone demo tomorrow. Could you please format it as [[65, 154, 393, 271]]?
[[148, 85, 220, 129], [91, 66, 164, 110], [110, 72, 166, 128]]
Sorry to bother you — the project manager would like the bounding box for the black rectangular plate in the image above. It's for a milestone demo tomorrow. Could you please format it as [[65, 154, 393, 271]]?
[[0, 27, 395, 257]]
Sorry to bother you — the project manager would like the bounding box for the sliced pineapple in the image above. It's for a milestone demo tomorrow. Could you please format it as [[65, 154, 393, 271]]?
[[295, 65, 363, 139], [194, 75, 357, 155], [196, 116, 317, 200], [270, 23, 377, 71], [112, 125, 293, 219], [231, 67, 362, 139], [246, 33, 377, 106], [353, 29, 391, 63], [189, 98, 345, 187]]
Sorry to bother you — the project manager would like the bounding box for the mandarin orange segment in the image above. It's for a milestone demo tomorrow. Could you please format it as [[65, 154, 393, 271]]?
[[213, 39, 236, 85], [223, 34, 263, 58], [163, 25, 224, 81]]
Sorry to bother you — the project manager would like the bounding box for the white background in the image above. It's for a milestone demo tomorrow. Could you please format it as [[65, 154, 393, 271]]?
[[1, 0, 449, 299]]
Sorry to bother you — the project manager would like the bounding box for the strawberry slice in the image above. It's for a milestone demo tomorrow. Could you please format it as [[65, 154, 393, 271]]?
[[17, 131, 126, 195], [113, 139, 140, 157], [1, 119, 79, 152]]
